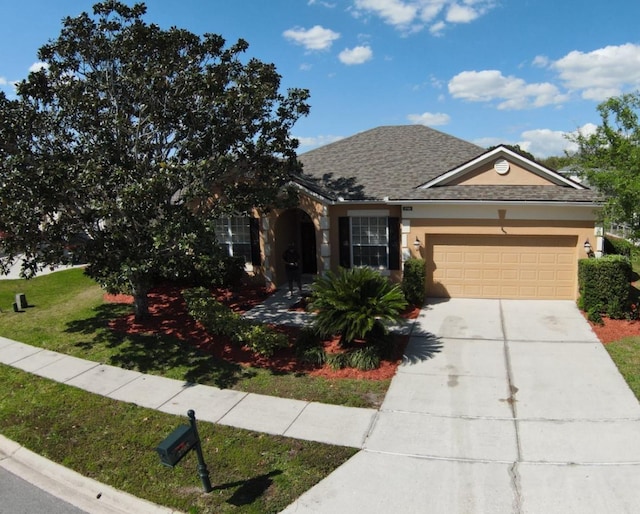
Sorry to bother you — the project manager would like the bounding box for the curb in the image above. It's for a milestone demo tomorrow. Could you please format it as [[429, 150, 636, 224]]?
[[0, 434, 181, 514]]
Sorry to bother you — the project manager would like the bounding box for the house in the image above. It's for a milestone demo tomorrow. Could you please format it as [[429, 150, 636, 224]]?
[[219, 125, 602, 300]]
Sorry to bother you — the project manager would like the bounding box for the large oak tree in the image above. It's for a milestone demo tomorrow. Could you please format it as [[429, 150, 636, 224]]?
[[0, 1, 309, 318]]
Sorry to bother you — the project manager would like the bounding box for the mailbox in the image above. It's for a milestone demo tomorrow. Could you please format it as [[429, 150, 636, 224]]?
[[156, 424, 197, 468]]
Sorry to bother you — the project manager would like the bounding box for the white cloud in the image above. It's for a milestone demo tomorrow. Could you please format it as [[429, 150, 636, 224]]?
[[29, 62, 49, 73], [550, 43, 640, 101], [448, 70, 568, 110], [446, 3, 479, 23], [517, 129, 574, 158], [354, 0, 417, 26], [297, 134, 345, 151], [308, 0, 337, 6], [407, 111, 451, 125], [476, 123, 600, 159], [353, 0, 496, 34], [0, 77, 8, 85], [338, 45, 373, 65], [532, 55, 549, 68], [429, 20, 446, 35], [283, 25, 340, 51]]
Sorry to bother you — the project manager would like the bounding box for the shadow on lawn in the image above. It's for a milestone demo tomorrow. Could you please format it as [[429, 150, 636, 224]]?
[[65, 303, 245, 389], [214, 470, 283, 507]]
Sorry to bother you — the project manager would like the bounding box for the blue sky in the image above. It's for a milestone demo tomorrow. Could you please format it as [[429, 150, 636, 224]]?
[[2, 0, 640, 157]]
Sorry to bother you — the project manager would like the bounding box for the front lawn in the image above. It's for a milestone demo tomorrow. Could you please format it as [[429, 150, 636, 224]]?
[[0, 364, 356, 513], [0, 269, 390, 407], [605, 336, 640, 400]]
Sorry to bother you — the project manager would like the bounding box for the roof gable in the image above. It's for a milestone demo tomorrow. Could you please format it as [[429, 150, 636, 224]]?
[[419, 146, 586, 190]]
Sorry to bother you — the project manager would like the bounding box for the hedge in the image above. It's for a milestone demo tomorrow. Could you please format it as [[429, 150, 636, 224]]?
[[578, 255, 632, 320], [604, 236, 637, 258], [402, 258, 426, 306]]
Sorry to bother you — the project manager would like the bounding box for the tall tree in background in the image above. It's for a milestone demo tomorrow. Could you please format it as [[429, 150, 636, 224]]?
[[0, 1, 309, 318], [572, 92, 640, 240]]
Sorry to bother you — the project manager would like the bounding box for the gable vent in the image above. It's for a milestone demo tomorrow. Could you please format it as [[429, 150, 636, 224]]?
[[494, 159, 510, 175]]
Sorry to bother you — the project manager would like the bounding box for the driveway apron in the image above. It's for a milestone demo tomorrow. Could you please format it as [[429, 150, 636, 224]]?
[[283, 299, 640, 514]]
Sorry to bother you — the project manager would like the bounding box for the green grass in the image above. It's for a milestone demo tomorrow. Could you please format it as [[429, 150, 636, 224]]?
[[605, 337, 640, 401], [0, 269, 388, 407], [0, 364, 356, 513]]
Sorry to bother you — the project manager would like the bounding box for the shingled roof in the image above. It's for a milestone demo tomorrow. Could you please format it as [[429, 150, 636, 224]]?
[[296, 125, 484, 200], [295, 125, 602, 204]]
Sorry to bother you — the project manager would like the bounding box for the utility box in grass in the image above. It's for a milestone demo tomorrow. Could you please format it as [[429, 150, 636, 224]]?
[[15, 293, 28, 309], [156, 424, 197, 468]]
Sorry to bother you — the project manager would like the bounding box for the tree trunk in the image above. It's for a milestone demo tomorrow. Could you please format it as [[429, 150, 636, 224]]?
[[130, 277, 151, 320]]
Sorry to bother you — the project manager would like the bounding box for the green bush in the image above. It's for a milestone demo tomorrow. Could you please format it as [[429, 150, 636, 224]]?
[[241, 325, 289, 357], [293, 326, 326, 365], [184, 289, 244, 338], [326, 352, 349, 371], [347, 346, 381, 371], [310, 267, 407, 347], [578, 255, 632, 319], [183, 287, 289, 356], [402, 258, 426, 306], [298, 345, 327, 366], [604, 236, 637, 258]]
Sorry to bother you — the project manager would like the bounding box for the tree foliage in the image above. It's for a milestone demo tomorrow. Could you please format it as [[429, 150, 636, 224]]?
[[0, 1, 309, 318], [486, 144, 537, 162], [571, 92, 640, 240]]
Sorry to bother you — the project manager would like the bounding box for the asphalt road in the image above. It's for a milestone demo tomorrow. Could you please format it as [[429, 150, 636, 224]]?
[[0, 467, 87, 514]]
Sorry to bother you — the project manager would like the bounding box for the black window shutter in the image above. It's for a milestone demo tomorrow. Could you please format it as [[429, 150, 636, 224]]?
[[249, 218, 261, 266], [338, 217, 351, 268], [388, 217, 400, 270]]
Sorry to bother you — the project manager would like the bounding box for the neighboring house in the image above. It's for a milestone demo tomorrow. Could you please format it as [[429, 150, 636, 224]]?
[[224, 125, 602, 300]]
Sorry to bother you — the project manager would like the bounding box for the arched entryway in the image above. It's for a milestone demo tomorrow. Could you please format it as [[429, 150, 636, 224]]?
[[274, 208, 318, 285]]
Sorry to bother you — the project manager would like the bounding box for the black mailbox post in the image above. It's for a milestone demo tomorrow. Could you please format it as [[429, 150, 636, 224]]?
[[156, 410, 212, 493]]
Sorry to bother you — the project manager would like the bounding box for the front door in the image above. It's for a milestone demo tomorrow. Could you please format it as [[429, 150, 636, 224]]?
[[300, 221, 317, 274]]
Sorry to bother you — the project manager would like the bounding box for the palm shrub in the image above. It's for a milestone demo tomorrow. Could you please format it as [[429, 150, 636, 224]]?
[[310, 267, 407, 347]]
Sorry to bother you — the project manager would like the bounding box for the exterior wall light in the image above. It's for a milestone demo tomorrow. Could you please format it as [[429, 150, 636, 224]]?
[[584, 239, 594, 257], [413, 236, 421, 249]]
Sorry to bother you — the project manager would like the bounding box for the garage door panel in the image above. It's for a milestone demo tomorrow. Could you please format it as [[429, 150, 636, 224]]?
[[428, 235, 578, 300], [502, 270, 518, 280], [502, 254, 520, 264], [519, 270, 538, 281]]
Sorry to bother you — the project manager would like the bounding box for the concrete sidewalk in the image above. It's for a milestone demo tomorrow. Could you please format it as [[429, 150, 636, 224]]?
[[0, 335, 380, 448]]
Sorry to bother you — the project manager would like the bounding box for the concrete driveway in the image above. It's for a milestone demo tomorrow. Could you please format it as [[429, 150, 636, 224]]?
[[283, 299, 640, 513]]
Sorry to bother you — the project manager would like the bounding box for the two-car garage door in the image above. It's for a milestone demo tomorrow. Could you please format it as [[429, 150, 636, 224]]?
[[427, 234, 578, 299]]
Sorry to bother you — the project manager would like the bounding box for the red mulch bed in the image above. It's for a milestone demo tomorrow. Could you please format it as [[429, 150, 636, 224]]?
[[588, 316, 640, 344], [104, 285, 417, 380]]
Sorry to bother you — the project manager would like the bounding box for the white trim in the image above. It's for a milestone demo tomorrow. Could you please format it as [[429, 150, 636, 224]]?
[[418, 146, 586, 190], [399, 203, 599, 221]]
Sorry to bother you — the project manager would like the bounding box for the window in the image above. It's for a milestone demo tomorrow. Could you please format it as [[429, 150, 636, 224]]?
[[338, 215, 399, 271], [351, 217, 388, 268], [213, 216, 252, 262]]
